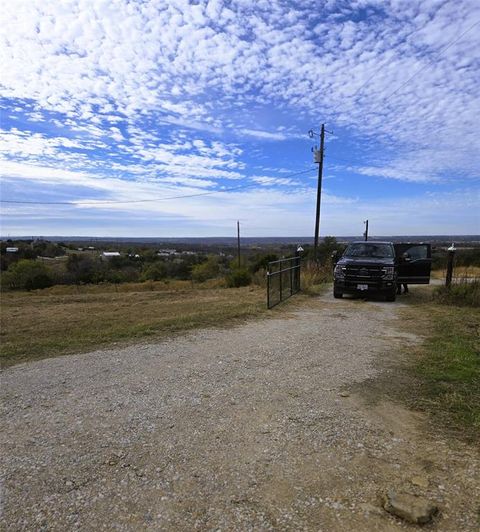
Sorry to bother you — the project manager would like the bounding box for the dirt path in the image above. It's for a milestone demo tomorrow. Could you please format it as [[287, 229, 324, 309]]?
[[1, 293, 479, 530]]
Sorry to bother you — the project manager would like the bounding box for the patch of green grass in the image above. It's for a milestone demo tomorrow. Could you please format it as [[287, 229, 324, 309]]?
[[401, 296, 480, 440]]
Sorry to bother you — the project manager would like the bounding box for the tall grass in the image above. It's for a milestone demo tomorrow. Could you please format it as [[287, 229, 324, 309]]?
[[301, 261, 332, 295], [433, 279, 480, 307]]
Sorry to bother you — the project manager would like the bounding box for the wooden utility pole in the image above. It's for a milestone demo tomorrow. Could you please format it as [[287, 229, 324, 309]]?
[[237, 220, 241, 267], [313, 124, 325, 261], [364, 219, 369, 241]]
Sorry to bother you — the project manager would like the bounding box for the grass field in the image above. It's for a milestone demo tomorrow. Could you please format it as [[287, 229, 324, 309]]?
[[0, 281, 268, 367], [400, 285, 480, 440]]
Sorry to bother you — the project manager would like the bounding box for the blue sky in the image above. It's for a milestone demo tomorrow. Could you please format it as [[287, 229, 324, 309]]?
[[1, 0, 479, 237]]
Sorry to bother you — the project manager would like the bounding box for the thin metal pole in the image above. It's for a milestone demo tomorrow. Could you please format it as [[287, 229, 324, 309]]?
[[290, 260, 293, 295], [313, 124, 325, 261], [446, 248, 455, 287], [364, 219, 369, 241], [267, 271, 270, 308], [237, 220, 241, 267], [279, 264, 282, 303]]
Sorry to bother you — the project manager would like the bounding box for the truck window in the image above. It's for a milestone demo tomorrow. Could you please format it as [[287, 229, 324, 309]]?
[[402, 245, 429, 260], [343, 243, 394, 258]]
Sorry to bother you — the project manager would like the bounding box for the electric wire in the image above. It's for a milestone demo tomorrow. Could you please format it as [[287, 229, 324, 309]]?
[[0, 167, 316, 206]]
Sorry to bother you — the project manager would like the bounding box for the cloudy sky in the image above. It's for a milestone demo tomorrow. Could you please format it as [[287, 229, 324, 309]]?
[[1, 0, 479, 238]]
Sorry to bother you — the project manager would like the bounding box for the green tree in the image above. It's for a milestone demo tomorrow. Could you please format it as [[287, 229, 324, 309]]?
[[141, 262, 167, 281], [191, 256, 221, 282], [66, 254, 104, 284], [2, 259, 53, 290], [225, 267, 252, 288]]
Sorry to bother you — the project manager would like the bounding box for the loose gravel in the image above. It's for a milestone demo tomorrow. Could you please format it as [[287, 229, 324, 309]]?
[[1, 293, 479, 531]]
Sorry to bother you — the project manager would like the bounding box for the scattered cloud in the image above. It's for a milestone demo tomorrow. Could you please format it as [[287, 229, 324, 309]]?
[[1, 0, 479, 235]]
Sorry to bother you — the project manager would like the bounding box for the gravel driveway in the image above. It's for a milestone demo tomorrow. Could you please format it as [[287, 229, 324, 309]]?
[[1, 293, 479, 531]]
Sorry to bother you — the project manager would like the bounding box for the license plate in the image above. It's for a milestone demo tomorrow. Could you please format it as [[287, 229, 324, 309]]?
[[357, 284, 368, 290]]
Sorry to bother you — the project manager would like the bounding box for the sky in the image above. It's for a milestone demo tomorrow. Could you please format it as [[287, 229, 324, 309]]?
[[0, 0, 479, 238]]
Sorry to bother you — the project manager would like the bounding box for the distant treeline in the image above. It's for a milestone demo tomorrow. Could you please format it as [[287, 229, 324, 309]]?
[[1, 238, 478, 292]]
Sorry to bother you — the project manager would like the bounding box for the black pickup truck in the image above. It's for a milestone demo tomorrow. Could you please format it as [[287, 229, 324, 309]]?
[[332, 241, 432, 302]]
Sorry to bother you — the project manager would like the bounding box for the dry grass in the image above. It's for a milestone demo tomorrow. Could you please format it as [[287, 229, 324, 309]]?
[[300, 262, 332, 295], [0, 282, 266, 367], [431, 265, 480, 281]]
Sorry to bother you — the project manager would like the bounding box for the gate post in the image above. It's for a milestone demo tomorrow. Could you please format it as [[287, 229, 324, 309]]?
[[267, 270, 270, 308], [279, 263, 282, 301], [445, 243, 456, 287]]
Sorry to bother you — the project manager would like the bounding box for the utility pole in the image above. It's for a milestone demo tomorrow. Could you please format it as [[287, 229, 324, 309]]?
[[313, 123, 325, 261], [237, 220, 241, 268], [363, 219, 369, 241]]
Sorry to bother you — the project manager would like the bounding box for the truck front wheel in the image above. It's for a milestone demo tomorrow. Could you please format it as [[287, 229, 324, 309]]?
[[333, 289, 343, 299], [385, 287, 396, 302]]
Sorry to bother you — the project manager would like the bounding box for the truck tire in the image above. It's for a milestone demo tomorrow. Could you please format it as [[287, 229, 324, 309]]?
[[333, 289, 343, 299], [385, 288, 396, 302]]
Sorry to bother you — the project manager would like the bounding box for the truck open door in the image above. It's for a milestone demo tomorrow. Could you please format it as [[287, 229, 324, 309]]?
[[395, 243, 432, 284]]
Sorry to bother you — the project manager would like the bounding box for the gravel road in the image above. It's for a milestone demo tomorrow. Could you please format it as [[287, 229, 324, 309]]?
[[1, 293, 479, 531]]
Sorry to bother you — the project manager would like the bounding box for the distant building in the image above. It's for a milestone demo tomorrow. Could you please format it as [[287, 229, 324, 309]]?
[[102, 251, 121, 258], [157, 249, 178, 257], [6, 247, 18, 253]]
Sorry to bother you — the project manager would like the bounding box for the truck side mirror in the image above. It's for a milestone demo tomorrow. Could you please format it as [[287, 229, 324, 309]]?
[[331, 250, 338, 264]]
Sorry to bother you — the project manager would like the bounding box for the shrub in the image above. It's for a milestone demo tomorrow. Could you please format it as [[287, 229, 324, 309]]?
[[250, 253, 278, 273], [141, 262, 167, 281], [1, 259, 53, 290], [226, 267, 252, 288], [434, 280, 480, 308], [191, 256, 221, 283], [251, 268, 267, 288]]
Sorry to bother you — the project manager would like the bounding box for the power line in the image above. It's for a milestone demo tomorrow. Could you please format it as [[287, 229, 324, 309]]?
[[321, 19, 480, 171], [377, 19, 480, 108], [0, 167, 316, 206]]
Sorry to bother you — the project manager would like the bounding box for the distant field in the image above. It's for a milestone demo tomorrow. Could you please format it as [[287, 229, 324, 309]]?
[[0, 281, 267, 367], [431, 265, 480, 280]]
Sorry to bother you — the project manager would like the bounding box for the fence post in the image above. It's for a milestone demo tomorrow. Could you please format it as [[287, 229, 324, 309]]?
[[279, 263, 282, 302], [267, 271, 270, 308], [445, 243, 456, 287], [295, 249, 300, 292], [290, 260, 293, 295]]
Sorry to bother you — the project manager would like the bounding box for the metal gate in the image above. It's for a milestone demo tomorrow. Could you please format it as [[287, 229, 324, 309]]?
[[267, 256, 301, 308]]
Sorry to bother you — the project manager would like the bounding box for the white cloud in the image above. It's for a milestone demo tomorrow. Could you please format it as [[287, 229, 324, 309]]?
[[1, 0, 479, 236]]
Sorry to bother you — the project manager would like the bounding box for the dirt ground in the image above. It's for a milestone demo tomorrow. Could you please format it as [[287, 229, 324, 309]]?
[[1, 291, 479, 531]]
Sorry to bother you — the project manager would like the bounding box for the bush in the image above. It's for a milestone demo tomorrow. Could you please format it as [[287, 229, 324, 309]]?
[[66, 254, 104, 284], [141, 262, 167, 281], [1, 259, 53, 290], [191, 256, 221, 282], [250, 253, 278, 273], [434, 280, 480, 308], [226, 267, 252, 288]]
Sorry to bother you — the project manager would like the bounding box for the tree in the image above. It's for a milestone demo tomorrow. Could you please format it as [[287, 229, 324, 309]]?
[[225, 267, 252, 287], [191, 256, 221, 282], [141, 262, 167, 281], [66, 254, 104, 284], [2, 259, 53, 290]]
